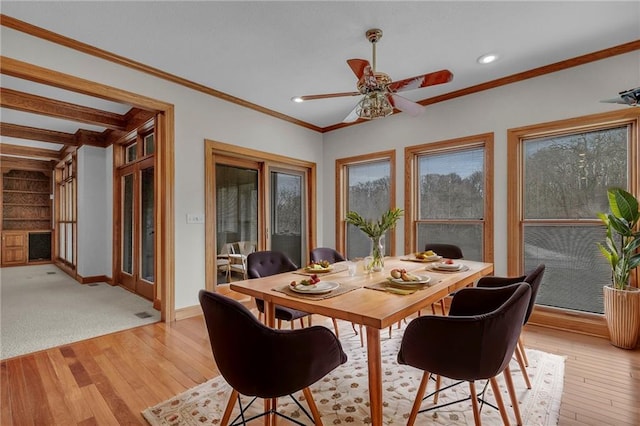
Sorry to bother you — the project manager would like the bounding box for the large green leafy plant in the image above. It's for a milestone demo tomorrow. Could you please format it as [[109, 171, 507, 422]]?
[[345, 207, 404, 239], [597, 188, 640, 290]]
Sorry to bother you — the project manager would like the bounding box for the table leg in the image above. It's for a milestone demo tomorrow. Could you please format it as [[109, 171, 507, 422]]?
[[264, 301, 276, 328], [264, 300, 276, 426], [365, 326, 382, 426]]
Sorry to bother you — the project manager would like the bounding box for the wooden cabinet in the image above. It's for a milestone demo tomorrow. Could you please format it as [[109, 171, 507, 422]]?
[[1, 231, 27, 265], [1, 169, 52, 266]]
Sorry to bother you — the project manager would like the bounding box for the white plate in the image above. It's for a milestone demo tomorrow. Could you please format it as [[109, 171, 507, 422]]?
[[290, 281, 339, 294], [433, 263, 463, 271], [388, 275, 431, 285]]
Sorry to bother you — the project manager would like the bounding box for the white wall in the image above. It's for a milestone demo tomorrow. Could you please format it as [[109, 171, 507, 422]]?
[[3, 25, 637, 306], [322, 52, 640, 276], [76, 145, 111, 277], [2, 27, 323, 309]]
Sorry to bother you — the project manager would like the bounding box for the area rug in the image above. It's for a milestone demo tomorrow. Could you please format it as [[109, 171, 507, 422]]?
[[143, 321, 564, 425]]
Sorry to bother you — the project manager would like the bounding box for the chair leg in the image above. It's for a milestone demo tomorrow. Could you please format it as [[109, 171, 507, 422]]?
[[433, 374, 442, 403], [302, 387, 323, 425], [332, 318, 340, 338], [388, 325, 392, 338], [519, 336, 529, 366], [351, 322, 358, 335], [431, 304, 437, 314], [308, 315, 313, 327], [514, 343, 532, 389], [469, 381, 482, 426], [221, 389, 238, 426], [439, 299, 446, 315], [489, 377, 510, 426], [503, 365, 523, 426], [407, 371, 431, 426], [299, 318, 304, 328], [277, 319, 282, 329], [359, 324, 364, 347]]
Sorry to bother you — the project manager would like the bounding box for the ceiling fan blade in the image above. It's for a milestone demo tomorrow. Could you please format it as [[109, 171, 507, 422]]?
[[388, 69, 454, 93], [342, 102, 361, 123], [600, 98, 630, 105], [347, 59, 371, 79], [388, 94, 425, 117], [295, 92, 361, 102]]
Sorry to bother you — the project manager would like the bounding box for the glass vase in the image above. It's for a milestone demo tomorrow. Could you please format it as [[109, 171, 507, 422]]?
[[369, 235, 385, 272]]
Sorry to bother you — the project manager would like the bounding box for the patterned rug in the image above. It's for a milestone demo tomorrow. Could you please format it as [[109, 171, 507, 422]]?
[[143, 321, 564, 425]]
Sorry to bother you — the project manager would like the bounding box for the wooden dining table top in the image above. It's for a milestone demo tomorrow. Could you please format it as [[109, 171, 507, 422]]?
[[229, 257, 494, 330]]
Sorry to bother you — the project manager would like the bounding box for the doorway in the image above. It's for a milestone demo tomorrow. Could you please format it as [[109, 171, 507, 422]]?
[[115, 141, 155, 301], [205, 140, 317, 290]]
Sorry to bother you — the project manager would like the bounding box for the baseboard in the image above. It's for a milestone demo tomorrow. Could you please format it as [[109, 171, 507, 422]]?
[[175, 304, 202, 320], [528, 306, 609, 338], [77, 274, 112, 285], [175, 286, 254, 321]]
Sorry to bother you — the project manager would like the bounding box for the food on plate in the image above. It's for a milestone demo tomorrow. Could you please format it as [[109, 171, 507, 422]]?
[[390, 268, 405, 279], [290, 274, 320, 287], [306, 260, 331, 269], [443, 258, 454, 265], [415, 250, 437, 259], [390, 268, 421, 282]]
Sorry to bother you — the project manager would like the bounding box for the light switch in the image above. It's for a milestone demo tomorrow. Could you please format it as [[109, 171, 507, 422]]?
[[186, 213, 205, 224]]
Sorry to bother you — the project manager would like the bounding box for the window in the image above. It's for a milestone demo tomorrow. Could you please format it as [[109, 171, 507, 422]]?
[[336, 151, 396, 259], [508, 110, 639, 316], [405, 134, 493, 260]]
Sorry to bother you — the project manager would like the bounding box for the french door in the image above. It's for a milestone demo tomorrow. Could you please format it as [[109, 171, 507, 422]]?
[[116, 157, 155, 300], [212, 155, 309, 284]]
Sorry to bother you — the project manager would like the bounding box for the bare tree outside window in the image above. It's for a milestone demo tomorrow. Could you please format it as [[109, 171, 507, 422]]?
[[523, 126, 629, 314]]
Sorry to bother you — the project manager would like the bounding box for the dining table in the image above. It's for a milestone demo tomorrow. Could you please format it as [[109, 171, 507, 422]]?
[[229, 256, 494, 426]]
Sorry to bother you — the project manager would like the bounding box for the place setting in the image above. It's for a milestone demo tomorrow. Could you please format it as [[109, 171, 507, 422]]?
[[400, 249, 443, 263], [365, 267, 439, 295], [425, 259, 470, 273], [294, 260, 348, 277], [273, 274, 359, 300]]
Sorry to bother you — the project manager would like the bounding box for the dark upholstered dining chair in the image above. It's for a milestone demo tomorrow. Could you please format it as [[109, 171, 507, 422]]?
[[199, 290, 347, 426], [246, 250, 307, 329], [476, 264, 546, 389], [421, 243, 464, 316], [398, 283, 531, 426], [310, 247, 346, 264]]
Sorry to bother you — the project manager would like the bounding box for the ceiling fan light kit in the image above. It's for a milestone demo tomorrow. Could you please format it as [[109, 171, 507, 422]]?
[[293, 28, 454, 123]]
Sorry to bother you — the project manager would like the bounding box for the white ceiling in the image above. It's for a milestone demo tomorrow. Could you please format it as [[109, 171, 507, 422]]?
[[1, 1, 639, 138]]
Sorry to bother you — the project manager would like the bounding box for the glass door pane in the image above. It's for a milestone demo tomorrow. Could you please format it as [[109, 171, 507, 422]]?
[[216, 164, 258, 281], [140, 167, 154, 283], [122, 173, 134, 275], [270, 170, 305, 267]]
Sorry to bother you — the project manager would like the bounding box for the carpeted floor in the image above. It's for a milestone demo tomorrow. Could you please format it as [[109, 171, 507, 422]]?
[[0, 264, 160, 359], [143, 320, 565, 425]]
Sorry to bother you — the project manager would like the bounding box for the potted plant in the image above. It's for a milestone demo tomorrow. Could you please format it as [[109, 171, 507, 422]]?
[[597, 187, 640, 349], [345, 207, 403, 272]]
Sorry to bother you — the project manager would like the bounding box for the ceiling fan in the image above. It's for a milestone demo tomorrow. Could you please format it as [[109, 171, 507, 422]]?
[[292, 28, 454, 123], [601, 87, 640, 106]]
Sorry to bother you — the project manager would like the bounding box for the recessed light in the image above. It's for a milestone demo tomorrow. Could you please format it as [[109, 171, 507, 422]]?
[[291, 96, 304, 103], [477, 53, 498, 65]]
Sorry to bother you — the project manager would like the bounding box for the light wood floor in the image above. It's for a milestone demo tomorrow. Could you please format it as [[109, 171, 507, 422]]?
[[2, 309, 638, 425]]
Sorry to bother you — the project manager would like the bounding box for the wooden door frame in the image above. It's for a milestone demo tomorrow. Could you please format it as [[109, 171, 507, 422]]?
[[1, 57, 176, 322], [114, 156, 155, 301], [204, 140, 317, 292]]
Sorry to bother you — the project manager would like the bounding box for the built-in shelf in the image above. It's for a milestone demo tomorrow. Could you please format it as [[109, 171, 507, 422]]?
[[2, 169, 53, 265]]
